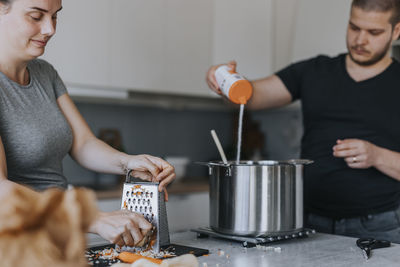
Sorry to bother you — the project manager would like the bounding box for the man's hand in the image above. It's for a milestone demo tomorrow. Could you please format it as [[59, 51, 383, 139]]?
[[89, 210, 152, 247], [332, 139, 380, 169], [205, 61, 236, 94]]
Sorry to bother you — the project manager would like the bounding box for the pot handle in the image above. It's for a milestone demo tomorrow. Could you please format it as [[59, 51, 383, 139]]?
[[286, 159, 314, 165], [125, 169, 133, 183], [194, 162, 213, 176], [194, 161, 231, 167], [195, 161, 232, 176], [194, 161, 211, 166]]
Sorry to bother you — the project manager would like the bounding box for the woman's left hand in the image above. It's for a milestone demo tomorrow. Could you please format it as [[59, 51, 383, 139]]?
[[125, 154, 175, 201], [332, 139, 380, 169], [89, 210, 153, 247]]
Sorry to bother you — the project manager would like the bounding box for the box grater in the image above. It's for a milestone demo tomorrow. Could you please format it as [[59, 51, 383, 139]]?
[[120, 170, 170, 252]]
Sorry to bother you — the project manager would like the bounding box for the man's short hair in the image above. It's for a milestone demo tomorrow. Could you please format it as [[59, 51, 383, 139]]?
[[352, 0, 400, 26]]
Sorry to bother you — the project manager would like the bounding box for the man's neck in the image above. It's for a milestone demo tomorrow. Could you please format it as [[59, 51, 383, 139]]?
[[345, 54, 393, 82]]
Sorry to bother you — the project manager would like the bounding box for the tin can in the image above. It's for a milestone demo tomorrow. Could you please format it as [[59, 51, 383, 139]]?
[[215, 65, 253, 104]]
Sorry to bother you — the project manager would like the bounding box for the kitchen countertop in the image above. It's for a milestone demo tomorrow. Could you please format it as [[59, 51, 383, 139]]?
[[175, 231, 400, 267], [95, 179, 209, 199], [87, 231, 400, 266]]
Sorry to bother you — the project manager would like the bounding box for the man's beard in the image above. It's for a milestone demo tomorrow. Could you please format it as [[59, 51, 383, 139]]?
[[347, 38, 392, 66]]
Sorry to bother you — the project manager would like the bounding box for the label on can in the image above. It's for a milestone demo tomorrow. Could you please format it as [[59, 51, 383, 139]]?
[[215, 65, 247, 98]]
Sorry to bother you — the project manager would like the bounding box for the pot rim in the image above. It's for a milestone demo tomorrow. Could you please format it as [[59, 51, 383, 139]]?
[[198, 159, 313, 167]]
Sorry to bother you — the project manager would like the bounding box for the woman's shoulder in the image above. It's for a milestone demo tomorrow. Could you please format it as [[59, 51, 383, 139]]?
[[28, 59, 58, 73]]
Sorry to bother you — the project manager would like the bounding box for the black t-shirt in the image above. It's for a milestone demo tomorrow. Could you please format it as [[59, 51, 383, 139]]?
[[276, 54, 400, 218]]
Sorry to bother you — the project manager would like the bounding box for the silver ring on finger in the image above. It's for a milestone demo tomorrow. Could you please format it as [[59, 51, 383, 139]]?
[[352, 156, 357, 163]]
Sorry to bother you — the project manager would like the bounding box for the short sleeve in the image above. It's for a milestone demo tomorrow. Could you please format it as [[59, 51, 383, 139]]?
[[51, 68, 67, 99], [33, 59, 68, 99], [275, 58, 315, 101]]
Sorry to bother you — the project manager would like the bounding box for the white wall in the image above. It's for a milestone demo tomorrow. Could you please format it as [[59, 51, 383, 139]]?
[[273, 0, 299, 71], [272, 0, 351, 71], [291, 0, 351, 62], [212, 0, 274, 80]]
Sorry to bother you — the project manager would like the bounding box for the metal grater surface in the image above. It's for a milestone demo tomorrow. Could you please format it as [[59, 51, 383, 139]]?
[[121, 172, 170, 253]]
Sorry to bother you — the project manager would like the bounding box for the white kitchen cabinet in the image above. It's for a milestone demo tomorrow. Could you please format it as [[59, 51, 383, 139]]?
[[43, 0, 274, 97], [213, 0, 274, 80], [43, 0, 112, 87], [164, 0, 214, 96], [267, 0, 351, 71], [43, 0, 214, 97], [110, 0, 213, 97], [291, 0, 350, 62], [272, 0, 298, 71], [109, 0, 166, 92]]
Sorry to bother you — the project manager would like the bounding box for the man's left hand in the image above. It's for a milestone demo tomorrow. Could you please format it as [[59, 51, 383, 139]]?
[[333, 139, 379, 169]]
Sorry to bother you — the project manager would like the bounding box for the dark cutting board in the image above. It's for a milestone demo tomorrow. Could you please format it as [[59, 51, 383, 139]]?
[[87, 243, 209, 267]]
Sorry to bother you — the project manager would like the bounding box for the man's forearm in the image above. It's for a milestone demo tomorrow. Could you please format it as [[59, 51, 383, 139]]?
[[247, 75, 292, 110]]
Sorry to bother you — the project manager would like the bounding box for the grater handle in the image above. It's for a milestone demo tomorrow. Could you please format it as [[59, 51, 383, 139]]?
[[125, 169, 133, 183]]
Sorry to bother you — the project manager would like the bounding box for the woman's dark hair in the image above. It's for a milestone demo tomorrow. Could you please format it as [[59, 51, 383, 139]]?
[[352, 0, 400, 26], [0, 0, 12, 10]]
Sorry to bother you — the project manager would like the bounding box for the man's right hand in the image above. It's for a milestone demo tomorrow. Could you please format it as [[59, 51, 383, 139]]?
[[205, 61, 237, 95], [206, 60, 292, 110]]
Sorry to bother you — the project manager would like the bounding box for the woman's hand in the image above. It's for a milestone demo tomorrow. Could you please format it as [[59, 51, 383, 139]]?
[[332, 139, 381, 169], [125, 154, 175, 201], [205, 61, 236, 94], [89, 210, 153, 247]]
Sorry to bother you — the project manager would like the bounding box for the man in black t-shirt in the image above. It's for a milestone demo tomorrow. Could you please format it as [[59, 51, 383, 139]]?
[[206, 0, 400, 242]]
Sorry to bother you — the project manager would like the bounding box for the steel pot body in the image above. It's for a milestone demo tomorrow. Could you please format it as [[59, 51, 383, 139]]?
[[207, 160, 312, 237]]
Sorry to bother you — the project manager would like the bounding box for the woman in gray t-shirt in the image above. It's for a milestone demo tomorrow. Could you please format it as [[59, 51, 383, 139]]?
[[0, 0, 176, 247]]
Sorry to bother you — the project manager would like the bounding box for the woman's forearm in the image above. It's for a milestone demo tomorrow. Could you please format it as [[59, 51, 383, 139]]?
[[71, 137, 129, 175], [0, 179, 18, 200], [87, 210, 106, 234]]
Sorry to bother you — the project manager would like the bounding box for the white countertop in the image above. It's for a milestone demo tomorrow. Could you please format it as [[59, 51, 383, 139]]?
[[87, 231, 400, 267]]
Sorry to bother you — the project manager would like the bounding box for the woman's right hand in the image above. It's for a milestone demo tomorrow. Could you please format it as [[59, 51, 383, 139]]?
[[125, 154, 175, 201], [89, 210, 153, 247], [205, 61, 237, 94]]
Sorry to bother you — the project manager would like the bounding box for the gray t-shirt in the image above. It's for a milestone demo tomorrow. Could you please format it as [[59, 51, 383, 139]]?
[[0, 59, 73, 191]]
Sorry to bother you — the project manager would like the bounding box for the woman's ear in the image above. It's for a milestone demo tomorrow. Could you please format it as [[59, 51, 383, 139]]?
[[0, 1, 11, 16], [0, 4, 8, 16]]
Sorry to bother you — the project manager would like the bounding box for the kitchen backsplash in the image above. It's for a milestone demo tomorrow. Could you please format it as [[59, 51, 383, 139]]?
[[64, 101, 303, 187]]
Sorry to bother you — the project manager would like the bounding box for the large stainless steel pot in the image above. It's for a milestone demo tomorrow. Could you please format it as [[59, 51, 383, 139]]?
[[204, 160, 312, 237]]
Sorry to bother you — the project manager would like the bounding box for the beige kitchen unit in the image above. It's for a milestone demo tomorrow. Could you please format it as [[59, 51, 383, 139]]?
[[42, 0, 359, 98], [42, 0, 274, 97], [43, 0, 214, 97], [44, 0, 112, 88], [212, 0, 274, 80]]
